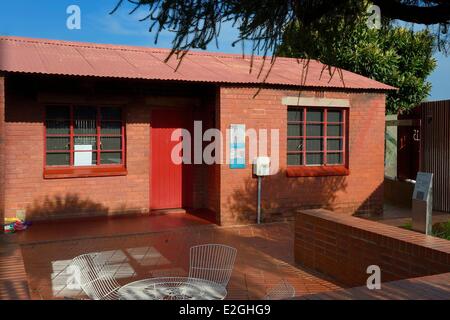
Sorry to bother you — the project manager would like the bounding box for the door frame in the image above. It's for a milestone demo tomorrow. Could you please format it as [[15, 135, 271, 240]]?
[[149, 106, 194, 211]]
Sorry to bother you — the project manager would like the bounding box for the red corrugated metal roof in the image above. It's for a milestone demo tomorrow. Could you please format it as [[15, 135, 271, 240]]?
[[0, 36, 396, 91]]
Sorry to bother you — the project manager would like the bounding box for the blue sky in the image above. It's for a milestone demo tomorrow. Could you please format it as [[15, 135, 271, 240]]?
[[0, 0, 448, 101]]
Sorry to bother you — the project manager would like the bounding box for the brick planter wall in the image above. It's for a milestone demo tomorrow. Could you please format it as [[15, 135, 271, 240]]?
[[296, 272, 450, 299], [295, 209, 450, 287]]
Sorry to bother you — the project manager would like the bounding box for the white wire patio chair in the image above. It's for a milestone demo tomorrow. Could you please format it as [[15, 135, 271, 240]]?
[[70, 252, 121, 300], [188, 244, 237, 287], [264, 280, 296, 300]]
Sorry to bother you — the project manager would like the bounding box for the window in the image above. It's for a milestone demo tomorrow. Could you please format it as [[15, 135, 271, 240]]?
[[287, 107, 348, 176], [44, 105, 126, 178]]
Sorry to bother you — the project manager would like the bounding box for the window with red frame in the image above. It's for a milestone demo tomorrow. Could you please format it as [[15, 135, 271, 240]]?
[[287, 107, 347, 166], [45, 105, 125, 168]]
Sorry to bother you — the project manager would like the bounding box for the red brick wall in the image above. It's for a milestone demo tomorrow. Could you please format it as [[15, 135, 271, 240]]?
[[218, 86, 386, 225], [3, 76, 214, 221], [0, 76, 5, 227], [295, 209, 450, 287], [3, 74, 386, 224], [4, 97, 150, 220]]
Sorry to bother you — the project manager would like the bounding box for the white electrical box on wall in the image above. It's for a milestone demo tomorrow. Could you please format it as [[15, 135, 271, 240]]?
[[253, 157, 271, 176]]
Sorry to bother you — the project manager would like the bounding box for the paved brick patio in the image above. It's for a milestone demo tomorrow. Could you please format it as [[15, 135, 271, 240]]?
[[298, 272, 450, 300], [19, 221, 341, 300], [0, 237, 30, 300]]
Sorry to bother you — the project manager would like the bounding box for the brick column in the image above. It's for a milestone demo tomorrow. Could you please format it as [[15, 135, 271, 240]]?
[[0, 76, 5, 232]]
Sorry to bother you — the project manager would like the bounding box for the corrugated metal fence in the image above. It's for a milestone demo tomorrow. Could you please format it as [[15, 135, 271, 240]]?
[[420, 100, 450, 212]]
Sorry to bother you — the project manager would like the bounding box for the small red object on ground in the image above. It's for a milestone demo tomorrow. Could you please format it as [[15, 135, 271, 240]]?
[[13, 220, 29, 231]]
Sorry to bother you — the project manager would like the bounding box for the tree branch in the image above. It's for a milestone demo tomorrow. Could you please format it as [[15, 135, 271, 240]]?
[[373, 0, 450, 25]]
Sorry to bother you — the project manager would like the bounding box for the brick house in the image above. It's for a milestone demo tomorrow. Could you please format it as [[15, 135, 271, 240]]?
[[0, 36, 394, 226]]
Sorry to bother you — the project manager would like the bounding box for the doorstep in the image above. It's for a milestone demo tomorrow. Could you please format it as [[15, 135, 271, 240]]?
[[14, 211, 216, 245]]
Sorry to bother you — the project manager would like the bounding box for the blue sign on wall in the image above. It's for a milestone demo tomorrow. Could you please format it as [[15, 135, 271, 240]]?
[[230, 124, 246, 169]]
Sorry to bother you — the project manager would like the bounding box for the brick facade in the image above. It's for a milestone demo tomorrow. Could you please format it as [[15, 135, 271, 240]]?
[[295, 209, 450, 287], [0, 76, 5, 226], [2, 75, 387, 224], [3, 76, 214, 221], [4, 94, 151, 220], [218, 86, 386, 225]]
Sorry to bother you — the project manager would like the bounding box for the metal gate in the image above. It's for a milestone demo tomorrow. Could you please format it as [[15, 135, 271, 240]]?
[[420, 100, 450, 212]]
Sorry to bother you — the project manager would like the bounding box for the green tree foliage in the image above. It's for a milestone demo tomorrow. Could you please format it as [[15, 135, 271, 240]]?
[[112, 0, 450, 59], [278, 18, 437, 114], [112, 1, 439, 113]]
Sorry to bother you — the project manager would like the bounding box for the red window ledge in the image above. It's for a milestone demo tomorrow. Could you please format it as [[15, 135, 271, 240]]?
[[44, 166, 127, 179], [286, 166, 349, 177]]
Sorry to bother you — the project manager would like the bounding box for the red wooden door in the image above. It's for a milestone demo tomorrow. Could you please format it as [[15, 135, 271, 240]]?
[[151, 109, 192, 209]]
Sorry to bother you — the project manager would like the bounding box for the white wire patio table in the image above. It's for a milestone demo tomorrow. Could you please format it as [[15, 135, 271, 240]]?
[[117, 277, 227, 300]]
